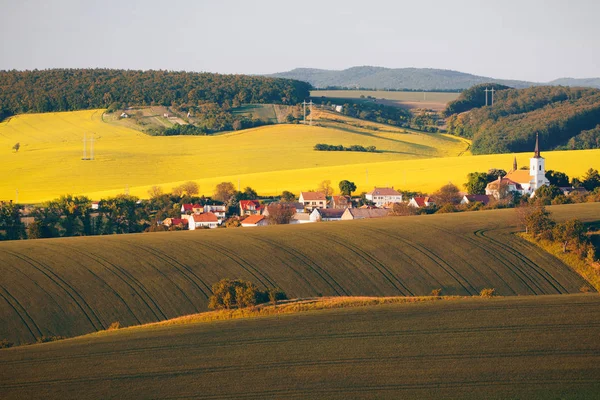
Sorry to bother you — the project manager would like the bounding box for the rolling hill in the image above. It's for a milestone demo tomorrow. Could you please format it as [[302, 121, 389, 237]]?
[[1, 294, 599, 399], [0, 203, 598, 346], [1, 109, 599, 203], [269, 66, 600, 90]]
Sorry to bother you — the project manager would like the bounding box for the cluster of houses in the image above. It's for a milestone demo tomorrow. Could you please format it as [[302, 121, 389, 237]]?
[[159, 135, 575, 230]]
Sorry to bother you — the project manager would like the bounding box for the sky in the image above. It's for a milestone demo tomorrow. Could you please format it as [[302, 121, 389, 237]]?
[[1, 0, 599, 82]]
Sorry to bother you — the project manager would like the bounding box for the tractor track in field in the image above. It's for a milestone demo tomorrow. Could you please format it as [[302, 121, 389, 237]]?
[[426, 223, 529, 295], [111, 241, 199, 314], [2, 349, 599, 390], [308, 229, 413, 296], [248, 235, 345, 296], [361, 226, 475, 295], [474, 228, 568, 294], [120, 240, 211, 300], [67, 245, 168, 321], [0, 284, 41, 341], [5, 317, 599, 366], [50, 243, 144, 325], [2, 249, 104, 331], [196, 240, 276, 289]]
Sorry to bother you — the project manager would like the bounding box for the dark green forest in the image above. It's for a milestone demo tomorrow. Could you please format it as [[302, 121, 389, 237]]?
[[0, 69, 311, 121], [445, 85, 600, 154]]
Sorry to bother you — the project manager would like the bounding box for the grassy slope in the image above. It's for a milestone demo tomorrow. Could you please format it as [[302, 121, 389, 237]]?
[[1, 109, 598, 202], [311, 89, 460, 110], [1, 294, 599, 399], [0, 203, 598, 345]]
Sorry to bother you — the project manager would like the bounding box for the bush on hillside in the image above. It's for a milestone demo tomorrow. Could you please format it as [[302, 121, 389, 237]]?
[[208, 279, 287, 310]]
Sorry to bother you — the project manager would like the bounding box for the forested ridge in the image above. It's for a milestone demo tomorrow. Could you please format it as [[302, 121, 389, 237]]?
[[445, 85, 600, 154], [0, 69, 311, 120]]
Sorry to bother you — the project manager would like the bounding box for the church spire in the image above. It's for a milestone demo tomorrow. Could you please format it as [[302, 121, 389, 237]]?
[[534, 132, 541, 158], [513, 156, 517, 171]]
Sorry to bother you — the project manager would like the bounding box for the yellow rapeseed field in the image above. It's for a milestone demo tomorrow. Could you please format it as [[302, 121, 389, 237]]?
[[0, 109, 598, 202]]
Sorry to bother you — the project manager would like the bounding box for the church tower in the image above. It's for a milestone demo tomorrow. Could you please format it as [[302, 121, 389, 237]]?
[[529, 132, 549, 191]]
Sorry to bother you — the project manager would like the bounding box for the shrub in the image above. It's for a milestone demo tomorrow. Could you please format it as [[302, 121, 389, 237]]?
[[36, 335, 66, 343], [208, 279, 287, 310], [479, 288, 496, 298], [580, 285, 592, 293], [430, 288, 442, 297], [107, 321, 121, 330], [0, 339, 14, 349], [268, 288, 288, 304]]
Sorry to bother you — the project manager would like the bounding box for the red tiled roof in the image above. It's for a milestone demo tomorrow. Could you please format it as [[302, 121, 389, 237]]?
[[171, 218, 188, 225], [505, 170, 532, 184], [242, 215, 266, 225], [240, 200, 262, 210], [191, 212, 218, 223], [300, 192, 326, 201], [366, 187, 401, 196], [486, 177, 523, 190], [182, 203, 194, 211], [412, 197, 429, 207]]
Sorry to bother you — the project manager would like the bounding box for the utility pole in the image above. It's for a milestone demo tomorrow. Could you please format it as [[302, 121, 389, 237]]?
[[484, 88, 489, 106], [302, 100, 307, 124], [490, 88, 495, 106], [309, 100, 313, 126]]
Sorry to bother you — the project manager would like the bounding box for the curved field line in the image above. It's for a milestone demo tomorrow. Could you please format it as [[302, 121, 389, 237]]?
[[475, 228, 567, 293], [122, 240, 210, 300], [252, 235, 347, 296], [0, 285, 40, 341], [6, 319, 598, 366], [3, 349, 599, 390], [425, 223, 526, 295], [361, 226, 475, 295], [48, 243, 143, 325], [303, 229, 412, 296], [70, 246, 168, 321], [2, 249, 104, 331], [193, 240, 276, 289], [108, 241, 199, 314]]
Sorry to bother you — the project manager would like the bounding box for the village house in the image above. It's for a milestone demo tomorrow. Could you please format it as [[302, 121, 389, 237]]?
[[299, 192, 327, 211], [202, 204, 227, 221], [239, 200, 263, 216], [486, 133, 550, 199], [365, 187, 402, 207], [291, 212, 314, 224], [341, 208, 390, 220], [310, 208, 345, 222], [330, 195, 352, 209], [262, 202, 305, 216], [460, 194, 493, 206], [408, 196, 435, 208], [188, 212, 219, 230], [241, 214, 268, 227], [181, 203, 203, 214], [162, 218, 188, 229]]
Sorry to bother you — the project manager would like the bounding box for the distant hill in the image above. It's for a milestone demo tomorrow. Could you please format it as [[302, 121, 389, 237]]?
[[445, 85, 600, 154], [268, 66, 600, 91]]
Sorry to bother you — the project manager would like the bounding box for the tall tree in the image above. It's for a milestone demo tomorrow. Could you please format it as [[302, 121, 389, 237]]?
[[213, 182, 237, 204], [464, 172, 488, 195], [338, 180, 357, 196]]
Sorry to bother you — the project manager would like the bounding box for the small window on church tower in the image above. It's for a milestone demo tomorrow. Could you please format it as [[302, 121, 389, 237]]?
[[539, 165, 541, 171]]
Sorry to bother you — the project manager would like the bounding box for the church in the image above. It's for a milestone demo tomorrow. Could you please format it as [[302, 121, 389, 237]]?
[[485, 133, 550, 199]]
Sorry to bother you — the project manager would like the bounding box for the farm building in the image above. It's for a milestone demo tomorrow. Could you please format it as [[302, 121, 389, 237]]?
[[341, 208, 389, 220], [291, 212, 314, 224], [460, 194, 493, 206], [299, 192, 327, 211], [181, 204, 203, 214], [203, 204, 227, 221], [188, 213, 219, 230], [365, 187, 402, 207], [241, 214, 268, 227], [310, 208, 345, 222], [162, 218, 188, 229]]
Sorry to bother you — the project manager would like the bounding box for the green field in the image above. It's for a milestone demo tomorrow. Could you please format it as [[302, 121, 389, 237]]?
[[1, 203, 598, 346], [311, 90, 460, 110], [1, 294, 598, 399]]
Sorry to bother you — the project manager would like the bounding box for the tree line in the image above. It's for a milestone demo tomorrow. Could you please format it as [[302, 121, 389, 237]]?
[[0, 69, 311, 121], [314, 143, 377, 152], [445, 85, 600, 154]]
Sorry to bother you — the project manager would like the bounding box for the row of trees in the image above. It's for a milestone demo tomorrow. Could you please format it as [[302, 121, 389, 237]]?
[[208, 279, 287, 310], [445, 85, 600, 154], [313, 144, 377, 152], [0, 69, 311, 120]]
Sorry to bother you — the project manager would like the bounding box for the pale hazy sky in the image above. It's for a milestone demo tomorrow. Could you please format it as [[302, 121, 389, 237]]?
[[1, 0, 599, 82]]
